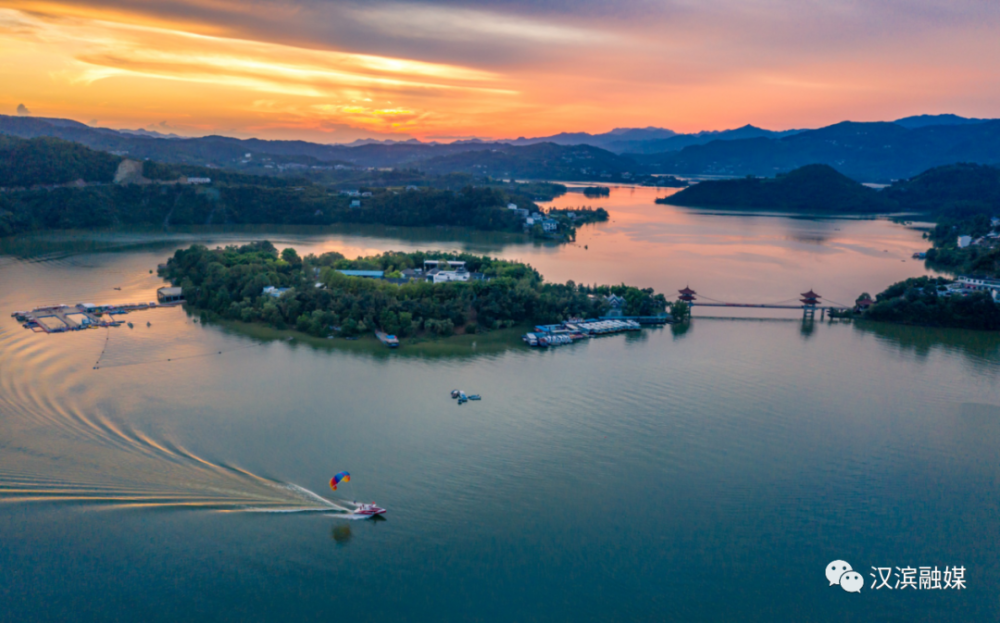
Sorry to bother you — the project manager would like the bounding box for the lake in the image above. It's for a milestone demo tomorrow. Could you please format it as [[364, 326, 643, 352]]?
[[1, 187, 997, 621]]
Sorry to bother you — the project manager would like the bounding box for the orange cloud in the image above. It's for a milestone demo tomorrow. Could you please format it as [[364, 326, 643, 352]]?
[[1, 1, 999, 141]]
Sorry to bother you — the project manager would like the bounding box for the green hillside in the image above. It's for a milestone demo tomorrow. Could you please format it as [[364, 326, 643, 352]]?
[[883, 163, 1000, 216], [659, 164, 894, 212], [0, 135, 122, 187]]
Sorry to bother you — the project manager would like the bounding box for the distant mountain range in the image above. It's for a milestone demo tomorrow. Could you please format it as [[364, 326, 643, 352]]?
[[1, 113, 998, 182], [630, 119, 1000, 181], [505, 127, 676, 152]]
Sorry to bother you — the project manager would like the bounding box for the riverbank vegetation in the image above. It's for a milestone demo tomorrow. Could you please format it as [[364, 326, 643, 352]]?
[[845, 276, 1000, 330], [0, 136, 607, 242], [160, 242, 670, 342]]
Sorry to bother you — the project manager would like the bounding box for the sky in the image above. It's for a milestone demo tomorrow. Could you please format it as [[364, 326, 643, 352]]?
[[1, 0, 999, 142]]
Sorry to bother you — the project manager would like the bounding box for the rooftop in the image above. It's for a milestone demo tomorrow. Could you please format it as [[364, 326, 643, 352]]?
[[336, 270, 385, 278]]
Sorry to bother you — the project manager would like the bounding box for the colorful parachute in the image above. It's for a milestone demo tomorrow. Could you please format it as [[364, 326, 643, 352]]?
[[330, 471, 351, 491]]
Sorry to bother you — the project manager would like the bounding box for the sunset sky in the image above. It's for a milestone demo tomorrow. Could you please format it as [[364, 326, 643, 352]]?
[[2, 0, 999, 142]]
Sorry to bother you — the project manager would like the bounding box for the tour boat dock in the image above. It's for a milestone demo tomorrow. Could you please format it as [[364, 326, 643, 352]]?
[[523, 317, 666, 347]]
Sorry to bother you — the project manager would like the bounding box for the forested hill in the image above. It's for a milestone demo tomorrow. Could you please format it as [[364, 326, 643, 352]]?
[[659, 164, 894, 212], [882, 163, 1000, 216], [0, 135, 292, 189], [0, 135, 121, 187], [417, 143, 639, 181]]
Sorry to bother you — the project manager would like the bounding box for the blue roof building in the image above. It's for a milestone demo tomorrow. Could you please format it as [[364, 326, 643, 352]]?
[[336, 270, 385, 279]]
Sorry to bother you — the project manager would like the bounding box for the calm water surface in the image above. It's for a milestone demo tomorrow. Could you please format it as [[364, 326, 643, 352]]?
[[1, 187, 997, 621]]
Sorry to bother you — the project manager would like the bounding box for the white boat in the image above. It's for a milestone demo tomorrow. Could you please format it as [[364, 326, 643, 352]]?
[[351, 502, 387, 517]]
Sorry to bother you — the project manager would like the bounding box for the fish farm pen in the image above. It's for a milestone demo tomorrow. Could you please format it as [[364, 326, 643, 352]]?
[[12, 300, 180, 334]]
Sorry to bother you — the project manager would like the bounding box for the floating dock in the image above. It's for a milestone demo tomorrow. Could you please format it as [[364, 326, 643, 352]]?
[[12, 299, 180, 334], [524, 318, 659, 347]]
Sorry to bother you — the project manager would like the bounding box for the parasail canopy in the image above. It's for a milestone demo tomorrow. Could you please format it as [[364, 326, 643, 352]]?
[[330, 471, 351, 491]]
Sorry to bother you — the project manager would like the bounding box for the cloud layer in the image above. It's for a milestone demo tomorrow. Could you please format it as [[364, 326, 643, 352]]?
[[2, 0, 998, 140]]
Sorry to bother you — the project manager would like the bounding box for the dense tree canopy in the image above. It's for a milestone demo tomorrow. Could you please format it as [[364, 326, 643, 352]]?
[[160, 242, 669, 340], [0, 135, 121, 188], [863, 276, 1000, 330], [0, 182, 569, 238]]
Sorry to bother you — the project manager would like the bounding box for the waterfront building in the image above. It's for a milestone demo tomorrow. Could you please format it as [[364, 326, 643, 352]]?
[[157, 287, 184, 303]]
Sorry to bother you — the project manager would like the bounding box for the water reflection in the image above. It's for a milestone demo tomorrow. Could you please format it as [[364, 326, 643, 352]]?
[[670, 322, 692, 339], [331, 523, 353, 546], [854, 320, 1000, 369]]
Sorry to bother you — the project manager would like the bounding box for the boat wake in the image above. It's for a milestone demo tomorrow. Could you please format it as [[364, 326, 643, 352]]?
[[0, 325, 345, 515]]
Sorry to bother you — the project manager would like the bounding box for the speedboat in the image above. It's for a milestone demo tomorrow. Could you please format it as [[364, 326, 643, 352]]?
[[352, 502, 387, 517]]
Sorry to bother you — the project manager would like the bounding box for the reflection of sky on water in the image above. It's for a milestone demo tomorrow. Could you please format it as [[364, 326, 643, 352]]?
[[533, 186, 936, 314], [1, 232, 998, 622], [0, 185, 937, 317]]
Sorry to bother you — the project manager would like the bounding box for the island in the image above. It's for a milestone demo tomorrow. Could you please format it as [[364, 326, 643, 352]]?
[[656, 164, 893, 212], [159, 242, 672, 342]]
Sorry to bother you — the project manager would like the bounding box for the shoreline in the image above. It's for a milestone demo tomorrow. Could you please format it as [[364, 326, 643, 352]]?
[[210, 317, 535, 357]]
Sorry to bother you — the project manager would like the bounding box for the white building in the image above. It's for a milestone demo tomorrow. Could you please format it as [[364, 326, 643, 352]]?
[[541, 219, 559, 232], [507, 203, 518, 210], [953, 276, 1000, 301], [432, 271, 470, 283], [423, 260, 466, 271], [350, 199, 362, 208], [958, 235, 972, 248]]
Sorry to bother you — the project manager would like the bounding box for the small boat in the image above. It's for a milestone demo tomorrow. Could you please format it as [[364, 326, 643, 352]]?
[[450, 389, 461, 399], [457, 391, 468, 404], [127, 322, 133, 328], [146, 322, 151, 327], [468, 395, 481, 401], [351, 502, 387, 518], [375, 330, 399, 348], [113, 287, 121, 291]]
